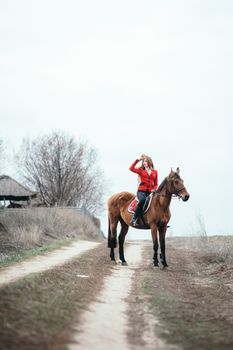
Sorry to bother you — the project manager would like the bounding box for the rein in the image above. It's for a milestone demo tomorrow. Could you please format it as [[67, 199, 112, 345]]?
[[153, 176, 185, 199], [174, 186, 186, 196], [153, 191, 179, 199]]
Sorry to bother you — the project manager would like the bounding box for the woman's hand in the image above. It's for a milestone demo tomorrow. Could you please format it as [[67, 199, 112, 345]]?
[[140, 154, 147, 161]]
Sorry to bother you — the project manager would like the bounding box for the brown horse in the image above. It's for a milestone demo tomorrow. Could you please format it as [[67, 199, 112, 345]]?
[[107, 167, 189, 267]]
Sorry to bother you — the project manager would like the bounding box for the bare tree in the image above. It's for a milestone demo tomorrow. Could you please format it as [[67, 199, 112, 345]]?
[[17, 132, 105, 214]]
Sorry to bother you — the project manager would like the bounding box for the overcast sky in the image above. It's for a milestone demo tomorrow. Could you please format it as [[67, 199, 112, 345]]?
[[1, 0, 233, 237]]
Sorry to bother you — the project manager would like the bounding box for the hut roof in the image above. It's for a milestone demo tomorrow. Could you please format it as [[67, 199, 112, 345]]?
[[0, 175, 37, 201]]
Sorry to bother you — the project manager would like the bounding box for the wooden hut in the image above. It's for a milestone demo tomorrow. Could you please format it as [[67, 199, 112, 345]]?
[[0, 175, 37, 207]]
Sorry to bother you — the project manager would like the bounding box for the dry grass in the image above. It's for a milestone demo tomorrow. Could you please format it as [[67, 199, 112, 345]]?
[[11, 224, 42, 248], [180, 235, 233, 264], [128, 238, 233, 350], [0, 208, 104, 262]]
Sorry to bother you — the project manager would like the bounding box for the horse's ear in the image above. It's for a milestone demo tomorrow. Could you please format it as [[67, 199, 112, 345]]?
[[176, 167, 180, 175], [169, 167, 175, 178]]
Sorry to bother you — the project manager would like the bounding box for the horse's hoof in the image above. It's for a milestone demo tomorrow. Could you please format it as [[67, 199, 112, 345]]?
[[121, 261, 128, 266], [162, 262, 168, 268], [153, 264, 159, 269], [110, 260, 117, 265], [162, 265, 168, 269]]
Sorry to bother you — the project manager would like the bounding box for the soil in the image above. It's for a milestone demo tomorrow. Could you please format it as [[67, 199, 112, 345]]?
[[0, 240, 100, 287], [0, 237, 233, 350], [0, 242, 112, 350], [129, 238, 233, 350], [67, 242, 142, 350], [67, 241, 177, 350]]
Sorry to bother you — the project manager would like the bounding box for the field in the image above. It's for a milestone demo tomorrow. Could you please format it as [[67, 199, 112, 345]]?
[[128, 236, 233, 350], [0, 235, 232, 350]]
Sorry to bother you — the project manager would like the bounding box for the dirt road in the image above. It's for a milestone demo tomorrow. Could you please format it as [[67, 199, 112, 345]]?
[[1, 237, 232, 350], [0, 240, 100, 287], [67, 241, 178, 350], [0, 240, 177, 350]]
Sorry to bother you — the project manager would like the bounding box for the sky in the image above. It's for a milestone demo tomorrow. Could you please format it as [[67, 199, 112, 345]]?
[[1, 0, 233, 238]]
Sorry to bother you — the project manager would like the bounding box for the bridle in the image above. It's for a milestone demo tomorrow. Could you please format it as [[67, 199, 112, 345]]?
[[173, 185, 186, 197], [153, 176, 186, 199], [170, 176, 186, 199], [171, 188, 185, 201]]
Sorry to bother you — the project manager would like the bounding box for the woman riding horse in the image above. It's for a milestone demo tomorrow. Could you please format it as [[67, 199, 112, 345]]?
[[129, 154, 158, 227], [107, 167, 189, 267]]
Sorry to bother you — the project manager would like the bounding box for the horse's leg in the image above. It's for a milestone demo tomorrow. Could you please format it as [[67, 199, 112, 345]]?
[[151, 224, 159, 267], [108, 217, 118, 262], [159, 225, 168, 267], [118, 220, 129, 265]]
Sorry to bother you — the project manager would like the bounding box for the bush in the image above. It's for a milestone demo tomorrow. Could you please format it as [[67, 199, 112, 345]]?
[[183, 235, 233, 265], [0, 208, 103, 251]]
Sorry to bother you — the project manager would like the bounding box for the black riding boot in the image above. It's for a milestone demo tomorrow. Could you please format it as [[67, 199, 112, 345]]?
[[130, 204, 142, 226]]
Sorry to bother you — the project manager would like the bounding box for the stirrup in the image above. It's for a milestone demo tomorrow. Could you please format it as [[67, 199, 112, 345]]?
[[130, 219, 138, 227]]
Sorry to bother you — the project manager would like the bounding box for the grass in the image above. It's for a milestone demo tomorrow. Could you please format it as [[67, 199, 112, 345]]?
[[181, 235, 233, 264], [0, 238, 76, 268], [0, 207, 104, 263], [0, 207, 103, 242], [0, 242, 111, 350], [139, 238, 233, 350]]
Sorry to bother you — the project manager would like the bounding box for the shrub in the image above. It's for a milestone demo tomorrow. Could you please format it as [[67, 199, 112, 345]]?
[[0, 208, 103, 251]]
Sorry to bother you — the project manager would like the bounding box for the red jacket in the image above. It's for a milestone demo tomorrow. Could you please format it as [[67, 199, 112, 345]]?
[[129, 159, 158, 192]]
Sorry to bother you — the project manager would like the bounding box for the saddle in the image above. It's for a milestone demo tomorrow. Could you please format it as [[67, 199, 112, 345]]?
[[128, 193, 153, 215], [128, 194, 153, 229]]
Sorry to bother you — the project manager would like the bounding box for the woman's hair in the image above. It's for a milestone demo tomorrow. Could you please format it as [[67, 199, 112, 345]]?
[[146, 156, 154, 169], [140, 155, 154, 169]]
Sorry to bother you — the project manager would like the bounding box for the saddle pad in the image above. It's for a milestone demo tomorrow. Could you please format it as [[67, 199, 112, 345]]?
[[128, 198, 139, 214], [128, 193, 153, 214]]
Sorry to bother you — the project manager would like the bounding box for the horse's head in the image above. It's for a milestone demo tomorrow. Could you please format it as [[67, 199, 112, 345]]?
[[168, 167, 190, 201]]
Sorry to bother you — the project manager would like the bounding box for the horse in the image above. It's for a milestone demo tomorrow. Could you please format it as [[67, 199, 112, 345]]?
[[107, 167, 189, 267]]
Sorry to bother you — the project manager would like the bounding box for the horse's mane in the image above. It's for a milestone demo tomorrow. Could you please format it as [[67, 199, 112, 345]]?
[[156, 177, 167, 193]]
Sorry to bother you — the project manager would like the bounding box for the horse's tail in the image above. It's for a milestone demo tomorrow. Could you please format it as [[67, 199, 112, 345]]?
[[107, 216, 111, 248], [107, 216, 117, 248]]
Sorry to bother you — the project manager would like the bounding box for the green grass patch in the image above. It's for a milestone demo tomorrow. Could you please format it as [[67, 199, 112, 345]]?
[[0, 243, 111, 350], [0, 239, 77, 268]]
